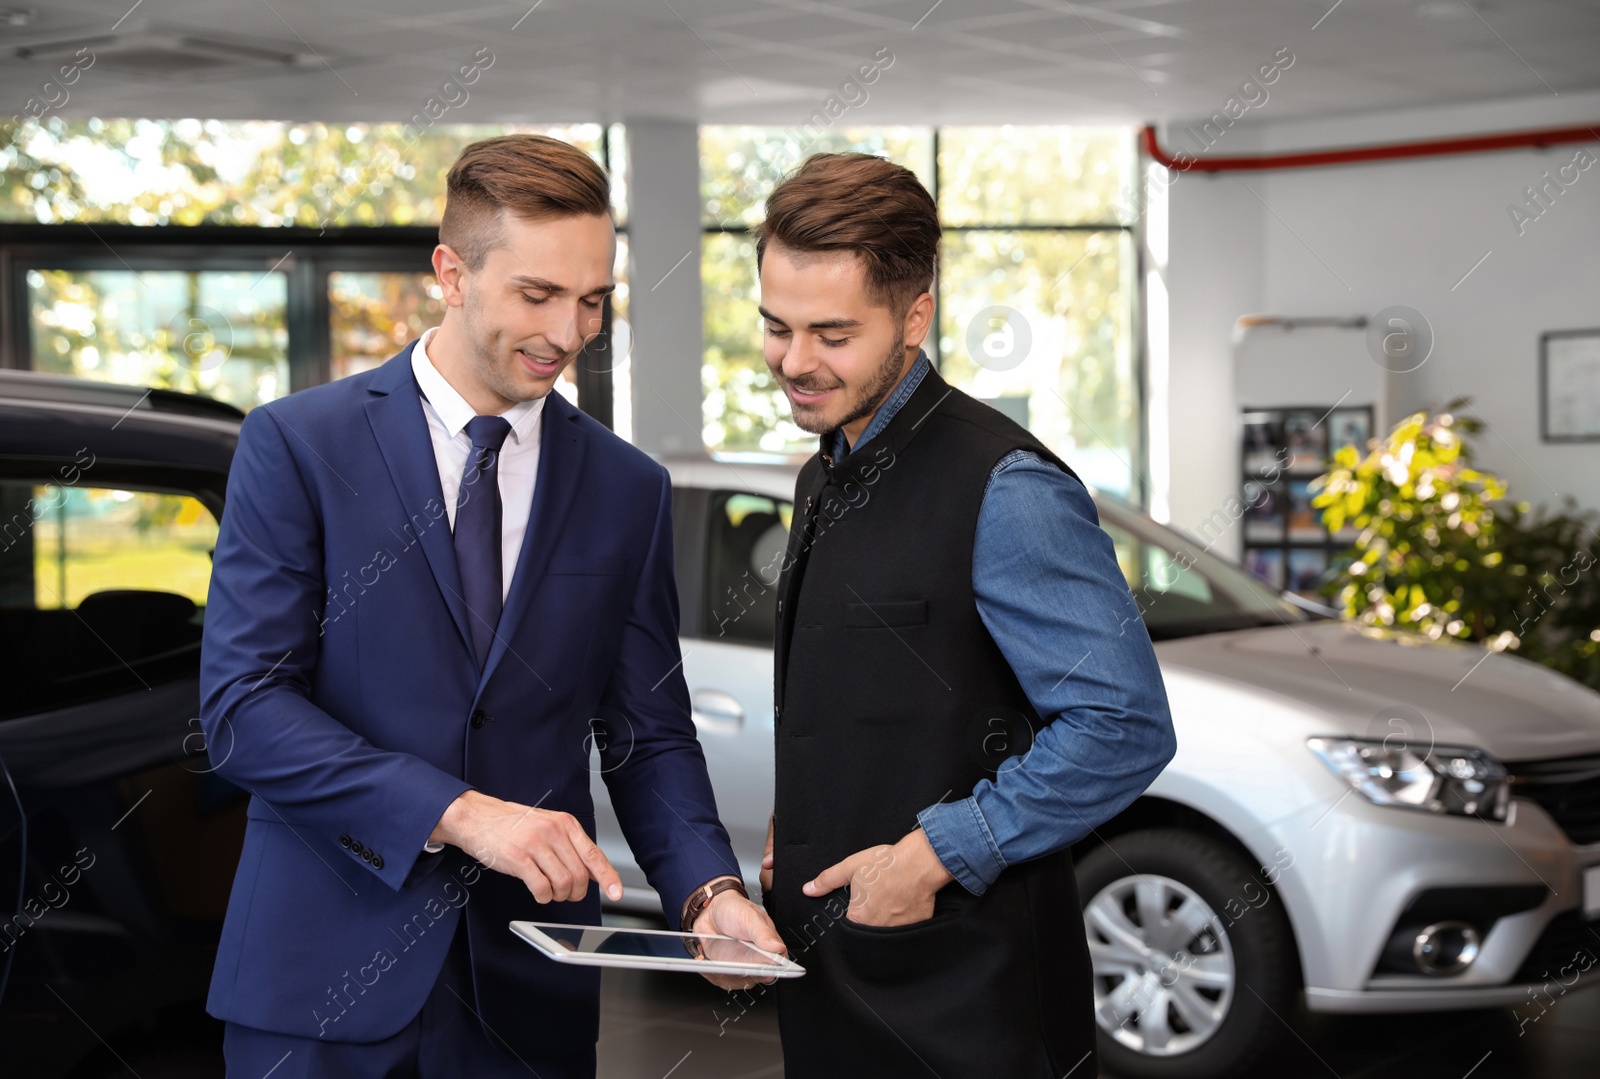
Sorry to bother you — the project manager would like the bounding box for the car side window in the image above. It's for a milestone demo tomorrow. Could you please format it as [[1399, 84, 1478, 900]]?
[[1105, 520, 1148, 592], [703, 491, 792, 645], [0, 480, 218, 719]]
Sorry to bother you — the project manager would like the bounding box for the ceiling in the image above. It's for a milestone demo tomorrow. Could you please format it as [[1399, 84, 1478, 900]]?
[[3, 0, 1598, 128]]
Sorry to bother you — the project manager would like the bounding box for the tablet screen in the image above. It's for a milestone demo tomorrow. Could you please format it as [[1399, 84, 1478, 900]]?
[[534, 924, 786, 967]]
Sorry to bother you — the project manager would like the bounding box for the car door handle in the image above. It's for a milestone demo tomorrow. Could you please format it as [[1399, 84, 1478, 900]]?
[[691, 689, 745, 734]]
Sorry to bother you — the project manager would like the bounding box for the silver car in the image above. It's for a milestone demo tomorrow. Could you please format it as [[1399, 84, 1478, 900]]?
[[593, 457, 1600, 1079]]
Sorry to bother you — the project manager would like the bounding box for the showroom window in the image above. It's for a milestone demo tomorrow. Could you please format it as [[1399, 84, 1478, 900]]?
[[699, 124, 1141, 501], [28, 267, 289, 412], [2, 118, 625, 424], [0, 117, 609, 227]]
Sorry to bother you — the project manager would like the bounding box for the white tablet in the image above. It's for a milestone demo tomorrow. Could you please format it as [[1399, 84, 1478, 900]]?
[[509, 920, 805, 978]]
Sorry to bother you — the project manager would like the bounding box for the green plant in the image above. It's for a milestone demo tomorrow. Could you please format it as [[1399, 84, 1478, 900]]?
[[1313, 401, 1600, 691], [1498, 505, 1600, 689]]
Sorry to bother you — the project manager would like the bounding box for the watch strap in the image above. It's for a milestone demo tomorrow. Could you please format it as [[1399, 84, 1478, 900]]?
[[680, 875, 747, 936]]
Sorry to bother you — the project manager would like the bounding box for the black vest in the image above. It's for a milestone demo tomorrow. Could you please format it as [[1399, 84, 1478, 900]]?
[[768, 366, 1097, 1077]]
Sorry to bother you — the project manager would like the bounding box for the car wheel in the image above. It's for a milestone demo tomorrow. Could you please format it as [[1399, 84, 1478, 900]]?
[[1076, 828, 1299, 1079]]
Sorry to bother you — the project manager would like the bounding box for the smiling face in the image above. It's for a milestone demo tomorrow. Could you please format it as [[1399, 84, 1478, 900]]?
[[758, 241, 933, 445], [430, 210, 615, 413]]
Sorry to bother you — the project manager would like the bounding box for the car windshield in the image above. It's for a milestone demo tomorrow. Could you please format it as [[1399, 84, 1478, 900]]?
[[1092, 494, 1320, 641]]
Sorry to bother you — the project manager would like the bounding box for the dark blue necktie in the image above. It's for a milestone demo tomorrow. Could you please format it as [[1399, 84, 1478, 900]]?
[[454, 415, 513, 669]]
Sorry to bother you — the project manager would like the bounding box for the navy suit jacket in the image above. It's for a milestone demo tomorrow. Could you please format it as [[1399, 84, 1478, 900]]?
[[200, 342, 738, 1058]]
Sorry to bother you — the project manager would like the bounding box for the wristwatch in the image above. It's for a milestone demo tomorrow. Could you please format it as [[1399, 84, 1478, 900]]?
[[680, 875, 747, 955]]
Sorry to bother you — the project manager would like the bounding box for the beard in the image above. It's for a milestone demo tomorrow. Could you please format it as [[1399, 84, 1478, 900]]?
[[785, 327, 908, 442]]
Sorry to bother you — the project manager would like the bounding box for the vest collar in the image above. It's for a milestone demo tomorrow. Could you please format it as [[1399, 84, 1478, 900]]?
[[817, 363, 956, 485]]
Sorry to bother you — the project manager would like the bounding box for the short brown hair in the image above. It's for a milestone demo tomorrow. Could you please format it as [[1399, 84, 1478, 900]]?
[[440, 134, 611, 269], [756, 152, 939, 315]]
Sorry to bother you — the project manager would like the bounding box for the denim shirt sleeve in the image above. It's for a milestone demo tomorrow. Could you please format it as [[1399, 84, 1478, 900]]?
[[915, 452, 1177, 895]]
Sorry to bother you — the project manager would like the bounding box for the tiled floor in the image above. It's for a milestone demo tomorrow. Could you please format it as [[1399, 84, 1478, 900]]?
[[596, 959, 1600, 1079]]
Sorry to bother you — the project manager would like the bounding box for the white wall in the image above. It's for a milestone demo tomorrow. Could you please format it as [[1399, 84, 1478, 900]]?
[[1152, 145, 1264, 550], [1157, 89, 1600, 552]]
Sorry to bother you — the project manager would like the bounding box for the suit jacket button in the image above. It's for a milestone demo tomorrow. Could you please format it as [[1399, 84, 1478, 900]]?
[[339, 834, 352, 848], [372, 854, 384, 870], [361, 848, 373, 863], [470, 709, 487, 729]]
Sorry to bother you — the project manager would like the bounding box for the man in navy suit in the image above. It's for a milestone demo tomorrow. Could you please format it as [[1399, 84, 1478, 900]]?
[[201, 134, 783, 1078]]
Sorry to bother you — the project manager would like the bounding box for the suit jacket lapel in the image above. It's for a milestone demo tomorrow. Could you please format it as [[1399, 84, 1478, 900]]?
[[363, 344, 475, 664], [478, 388, 587, 690]]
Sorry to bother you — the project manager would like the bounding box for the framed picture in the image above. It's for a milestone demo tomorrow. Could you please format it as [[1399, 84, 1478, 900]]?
[[1281, 410, 1329, 471], [1287, 548, 1329, 599], [1245, 548, 1285, 590], [1243, 480, 1285, 542], [1328, 408, 1371, 456], [1286, 479, 1323, 540], [1242, 410, 1285, 474], [1542, 329, 1600, 441]]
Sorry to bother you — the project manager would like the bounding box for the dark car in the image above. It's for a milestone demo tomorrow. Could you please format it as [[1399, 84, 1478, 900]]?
[[0, 370, 247, 1076]]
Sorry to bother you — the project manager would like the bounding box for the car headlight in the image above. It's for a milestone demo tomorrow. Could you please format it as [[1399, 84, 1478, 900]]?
[[1306, 737, 1510, 821]]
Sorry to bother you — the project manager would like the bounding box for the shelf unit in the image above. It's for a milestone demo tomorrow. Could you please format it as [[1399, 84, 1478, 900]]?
[[1239, 403, 1373, 601]]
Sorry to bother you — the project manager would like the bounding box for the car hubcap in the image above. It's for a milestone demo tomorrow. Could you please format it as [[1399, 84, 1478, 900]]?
[[1084, 873, 1235, 1056]]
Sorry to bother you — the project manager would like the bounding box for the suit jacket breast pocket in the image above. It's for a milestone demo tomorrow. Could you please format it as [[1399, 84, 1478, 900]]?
[[843, 598, 928, 628]]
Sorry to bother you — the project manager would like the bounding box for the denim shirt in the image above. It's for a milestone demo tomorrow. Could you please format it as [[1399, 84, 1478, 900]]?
[[832, 352, 1176, 895]]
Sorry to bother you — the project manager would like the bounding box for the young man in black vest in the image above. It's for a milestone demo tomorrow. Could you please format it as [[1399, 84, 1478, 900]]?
[[755, 153, 1177, 1076]]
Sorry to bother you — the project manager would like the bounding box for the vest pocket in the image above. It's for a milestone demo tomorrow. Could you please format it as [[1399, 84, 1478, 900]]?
[[843, 598, 927, 627], [834, 908, 947, 934], [833, 906, 968, 981]]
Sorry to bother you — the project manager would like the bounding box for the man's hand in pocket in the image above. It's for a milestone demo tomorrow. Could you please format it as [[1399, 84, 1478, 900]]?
[[801, 826, 953, 927]]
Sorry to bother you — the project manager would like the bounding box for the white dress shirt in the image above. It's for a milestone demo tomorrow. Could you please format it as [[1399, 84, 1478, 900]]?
[[413, 326, 544, 856], [411, 325, 545, 604]]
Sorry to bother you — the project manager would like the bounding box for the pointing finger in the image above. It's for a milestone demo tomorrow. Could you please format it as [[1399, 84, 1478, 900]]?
[[571, 819, 623, 901], [802, 854, 859, 897]]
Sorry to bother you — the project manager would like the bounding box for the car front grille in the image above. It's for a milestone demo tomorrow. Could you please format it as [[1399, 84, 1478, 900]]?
[[1513, 909, 1600, 984], [1507, 753, 1600, 846]]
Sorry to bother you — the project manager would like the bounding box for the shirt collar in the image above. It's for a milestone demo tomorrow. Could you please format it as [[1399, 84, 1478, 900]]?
[[412, 325, 545, 444], [832, 350, 932, 459]]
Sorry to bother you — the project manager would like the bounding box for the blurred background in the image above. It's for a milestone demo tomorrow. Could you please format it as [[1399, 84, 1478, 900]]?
[[2, 1, 1599, 1076]]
